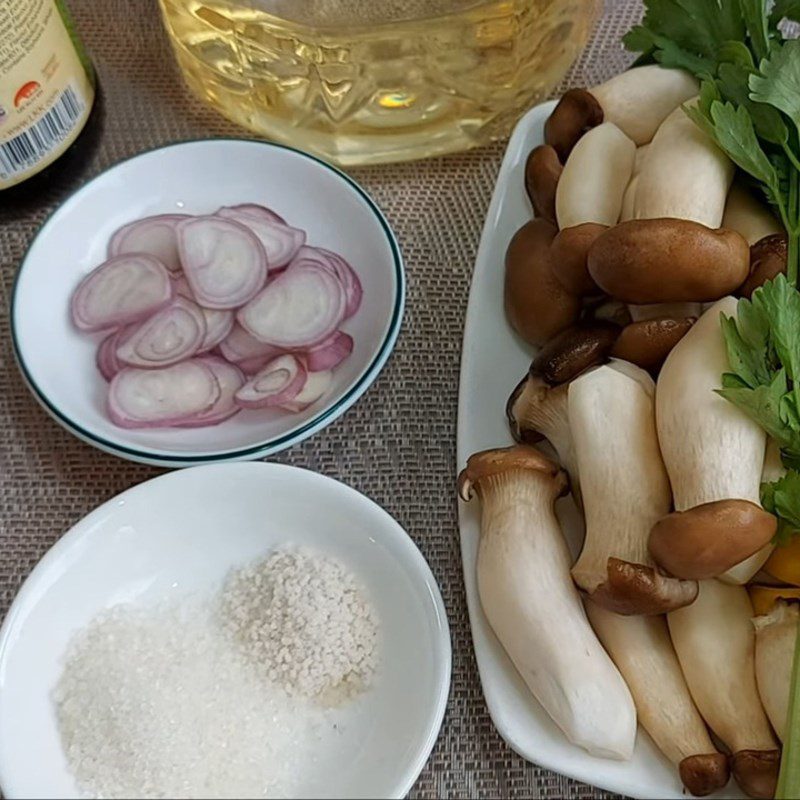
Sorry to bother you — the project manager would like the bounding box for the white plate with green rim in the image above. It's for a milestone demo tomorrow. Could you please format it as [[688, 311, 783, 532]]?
[[12, 139, 404, 467]]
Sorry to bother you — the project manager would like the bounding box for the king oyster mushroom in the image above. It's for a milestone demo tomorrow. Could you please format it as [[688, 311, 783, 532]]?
[[668, 580, 779, 799], [458, 445, 636, 759], [555, 122, 636, 231], [545, 66, 698, 158], [650, 298, 776, 582], [722, 182, 783, 246], [586, 601, 729, 796], [633, 99, 734, 228], [504, 219, 581, 346], [506, 322, 620, 502], [753, 599, 798, 742], [569, 362, 697, 614]]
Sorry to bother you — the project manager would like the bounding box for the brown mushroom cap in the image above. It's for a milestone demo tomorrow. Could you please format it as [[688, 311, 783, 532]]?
[[585, 557, 698, 615], [525, 145, 562, 224], [458, 444, 567, 501], [679, 753, 731, 798], [544, 88, 604, 162], [649, 499, 778, 580], [587, 219, 750, 304], [739, 233, 787, 299], [506, 375, 546, 445], [611, 316, 695, 372], [529, 321, 619, 386], [505, 219, 582, 346], [731, 749, 779, 799], [550, 223, 607, 296]]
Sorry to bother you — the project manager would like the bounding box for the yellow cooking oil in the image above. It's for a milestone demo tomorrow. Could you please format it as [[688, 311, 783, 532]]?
[[159, 0, 598, 165]]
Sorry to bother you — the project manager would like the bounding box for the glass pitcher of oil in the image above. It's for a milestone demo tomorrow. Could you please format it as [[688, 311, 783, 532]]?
[[159, 0, 599, 166]]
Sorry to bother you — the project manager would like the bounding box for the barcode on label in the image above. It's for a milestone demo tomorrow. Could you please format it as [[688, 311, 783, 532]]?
[[0, 86, 85, 180]]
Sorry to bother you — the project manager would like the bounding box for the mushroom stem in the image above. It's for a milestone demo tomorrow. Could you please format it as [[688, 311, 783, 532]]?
[[629, 302, 703, 322], [654, 298, 772, 582], [753, 600, 798, 742], [569, 363, 697, 614], [585, 601, 729, 797], [633, 99, 734, 228], [555, 122, 636, 230], [459, 445, 636, 760], [668, 579, 779, 799], [723, 182, 784, 246]]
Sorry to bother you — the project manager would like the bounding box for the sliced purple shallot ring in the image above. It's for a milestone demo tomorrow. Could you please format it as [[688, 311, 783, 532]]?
[[171, 272, 234, 351], [108, 214, 190, 272], [108, 360, 221, 428], [218, 323, 285, 363], [234, 354, 307, 409], [176, 356, 244, 427], [236, 353, 285, 375], [314, 248, 363, 319], [217, 206, 305, 270], [239, 264, 347, 348], [218, 203, 286, 225], [301, 331, 353, 372], [177, 215, 268, 309], [280, 370, 333, 413], [71, 253, 173, 332], [116, 296, 207, 368], [96, 328, 129, 381]]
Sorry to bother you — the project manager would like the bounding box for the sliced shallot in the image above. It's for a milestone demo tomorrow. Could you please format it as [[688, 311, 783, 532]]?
[[280, 370, 333, 413], [171, 272, 233, 351], [71, 254, 173, 332], [301, 331, 353, 371], [314, 247, 363, 319], [239, 264, 347, 348], [217, 206, 305, 269], [108, 360, 221, 428], [218, 323, 285, 363], [116, 296, 207, 368], [234, 354, 307, 409], [108, 214, 189, 272], [176, 357, 244, 427], [218, 203, 286, 225], [236, 353, 283, 375], [177, 216, 268, 309], [96, 328, 128, 381]]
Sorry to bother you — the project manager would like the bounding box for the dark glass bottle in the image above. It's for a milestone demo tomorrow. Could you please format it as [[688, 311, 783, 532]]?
[[0, 0, 98, 200]]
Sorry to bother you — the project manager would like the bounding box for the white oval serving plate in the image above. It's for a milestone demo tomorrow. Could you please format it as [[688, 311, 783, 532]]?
[[12, 139, 404, 467], [0, 462, 450, 799], [456, 100, 743, 800]]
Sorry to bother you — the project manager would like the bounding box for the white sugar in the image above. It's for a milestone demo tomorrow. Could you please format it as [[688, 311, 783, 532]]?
[[54, 547, 379, 799]]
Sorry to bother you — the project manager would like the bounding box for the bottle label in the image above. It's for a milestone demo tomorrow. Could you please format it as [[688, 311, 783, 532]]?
[[0, 0, 95, 189]]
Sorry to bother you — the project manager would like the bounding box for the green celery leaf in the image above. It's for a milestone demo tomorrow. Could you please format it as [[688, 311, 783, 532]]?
[[721, 310, 772, 387], [772, 0, 800, 23], [783, 450, 800, 472], [782, 393, 800, 430], [706, 101, 781, 189], [718, 370, 800, 452], [624, 0, 744, 72], [752, 275, 800, 381], [764, 471, 800, 528], [717, 62, 788, 143], [750, 40, 800, 139], [722, 372, 752, 390], [738, 0, 770, 61]]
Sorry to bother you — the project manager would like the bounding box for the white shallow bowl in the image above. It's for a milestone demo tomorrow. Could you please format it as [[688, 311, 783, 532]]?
[[0, 462, 451, 800], [12, 140, 404, 467], [457, 101, 743, 799]]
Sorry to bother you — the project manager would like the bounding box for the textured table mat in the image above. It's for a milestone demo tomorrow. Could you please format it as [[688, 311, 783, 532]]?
[[0, 1, 642, 797]]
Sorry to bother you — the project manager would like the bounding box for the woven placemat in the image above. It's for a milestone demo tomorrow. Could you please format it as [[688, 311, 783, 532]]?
[[0, 1, 642, 797]]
